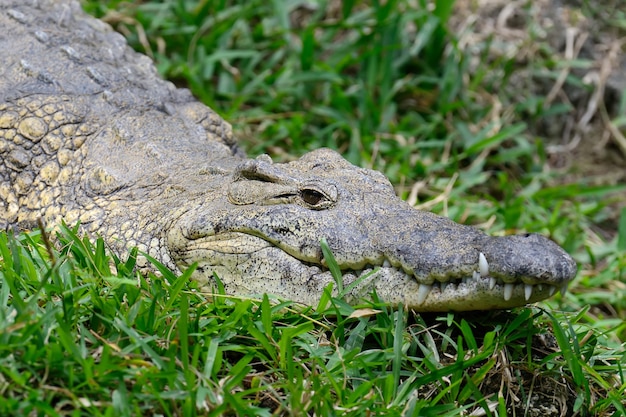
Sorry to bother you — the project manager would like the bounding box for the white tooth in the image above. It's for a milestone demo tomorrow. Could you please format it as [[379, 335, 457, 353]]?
[[548, 286, 556, 296], [524, 285, 533, 301], [416, 284, 433, 305], [478, 252, 489, 276], [560, 284, 568, 297], [383, 259, 391, 268], [537, 284, 543, 291], [503, 283, 514, 301], [473, 271, 481, 280], [489, 277, 497, 290]]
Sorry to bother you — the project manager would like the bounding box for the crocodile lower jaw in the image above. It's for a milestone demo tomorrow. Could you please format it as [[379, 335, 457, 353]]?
[[331, 266, 564, 311], [343, 260, 566, 306]]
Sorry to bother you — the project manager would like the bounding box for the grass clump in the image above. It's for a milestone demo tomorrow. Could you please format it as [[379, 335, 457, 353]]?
[[1, 227, 624, 415]]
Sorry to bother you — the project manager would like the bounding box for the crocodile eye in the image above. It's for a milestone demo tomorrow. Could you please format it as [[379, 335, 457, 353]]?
[[298, 184, 337, 210], [300, 188, 325, 206]]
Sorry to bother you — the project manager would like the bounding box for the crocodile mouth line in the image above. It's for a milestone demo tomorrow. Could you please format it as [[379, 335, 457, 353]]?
[[181, 232, 567, 306], [327, 253, 564, 306]]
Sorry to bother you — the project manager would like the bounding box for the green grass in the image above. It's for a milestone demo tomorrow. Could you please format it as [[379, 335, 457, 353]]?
[[1, 227, 624, 415], [1, 0, 625, 414]]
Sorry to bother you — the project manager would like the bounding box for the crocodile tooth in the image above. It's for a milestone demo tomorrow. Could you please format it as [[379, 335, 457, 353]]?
[[537, 284, 543, 291], [548, 286, 556, 296], [524, 284, 533, 301], [489, 277, 497, 290], [560, 284, 568, 297], [416, 284, 433, 305], [503, 283, 514, 301], [472, 270, 481, 280], [383, 259, 391, 268], [478, 252, 489, 276]]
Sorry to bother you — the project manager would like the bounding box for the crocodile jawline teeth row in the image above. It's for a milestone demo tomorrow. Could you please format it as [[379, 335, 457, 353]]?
[[474, 252, 561, 302], [411, 280, 558, 306], [341, 251, 564, 305], [474, 252, 566, 301], [368, 252, 563, 305]]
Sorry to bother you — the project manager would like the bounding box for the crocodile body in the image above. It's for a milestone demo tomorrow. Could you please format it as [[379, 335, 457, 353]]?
[[0, 0, 577, 311]]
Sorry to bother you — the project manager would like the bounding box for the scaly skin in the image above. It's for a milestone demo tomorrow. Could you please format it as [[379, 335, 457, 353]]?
[[0, 0, 577, 311]]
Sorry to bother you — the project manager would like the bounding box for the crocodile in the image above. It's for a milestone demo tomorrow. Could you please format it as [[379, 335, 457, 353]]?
[[0, 0, 577, 311]]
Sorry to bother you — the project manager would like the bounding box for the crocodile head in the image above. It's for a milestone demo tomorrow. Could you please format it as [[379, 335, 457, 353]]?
[[167, 149, 577, 311]]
